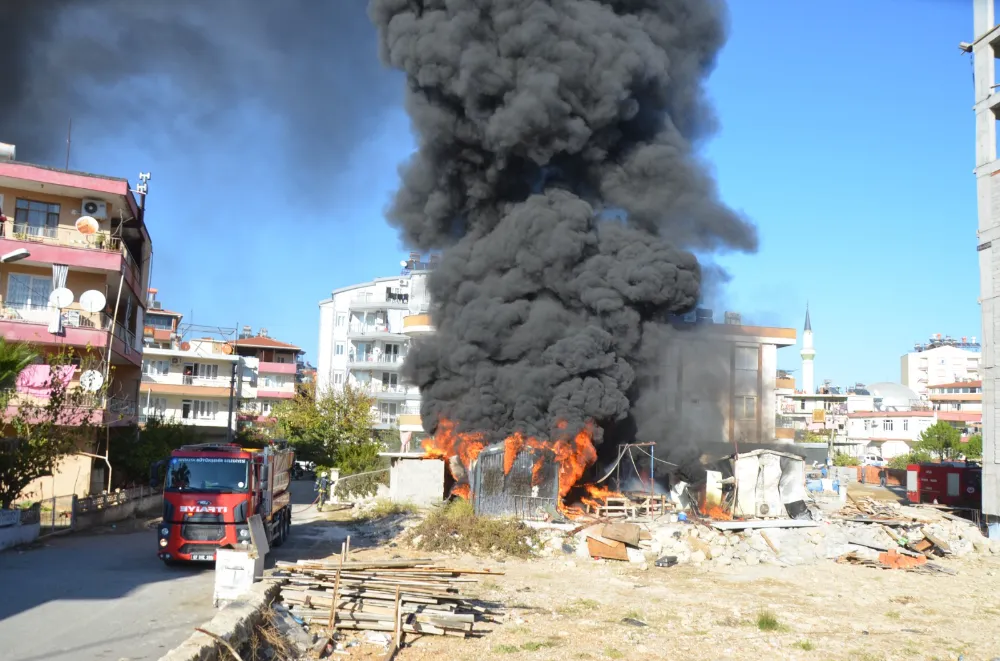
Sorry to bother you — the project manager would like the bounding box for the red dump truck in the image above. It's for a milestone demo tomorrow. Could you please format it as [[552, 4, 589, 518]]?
[[152, 441, 294, 564]]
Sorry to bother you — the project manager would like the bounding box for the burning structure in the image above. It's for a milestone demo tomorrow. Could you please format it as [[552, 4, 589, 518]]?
[[370, 0, 759, 509]]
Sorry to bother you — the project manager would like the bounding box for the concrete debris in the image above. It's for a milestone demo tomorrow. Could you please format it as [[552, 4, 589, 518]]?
[[531, 501, 989, 573]]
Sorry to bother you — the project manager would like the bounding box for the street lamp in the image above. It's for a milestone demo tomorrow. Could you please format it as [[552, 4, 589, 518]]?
[[1, 248, 30, 264]]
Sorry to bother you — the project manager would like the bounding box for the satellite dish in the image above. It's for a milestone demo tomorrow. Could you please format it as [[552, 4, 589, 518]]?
[[222, 343, 234, 355], [180, 341, 191, 351], [79, 370, 104, 392], [48, 288, 73, 309], [75, 216, 99, 235], [80, 290, 106, 313], [400, 260, 408, 267]]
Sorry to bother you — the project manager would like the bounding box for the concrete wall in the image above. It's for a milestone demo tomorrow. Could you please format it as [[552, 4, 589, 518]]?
[[0, 522, 40, 551], [74, 492, 163, 529], [389, 457, 444, 505]]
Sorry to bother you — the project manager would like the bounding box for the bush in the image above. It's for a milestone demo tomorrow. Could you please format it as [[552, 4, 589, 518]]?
[[408, 499, 540, 558], [833, 452, 859, 467], [887, 450, 933, 470], [354, 498, 418, 521]]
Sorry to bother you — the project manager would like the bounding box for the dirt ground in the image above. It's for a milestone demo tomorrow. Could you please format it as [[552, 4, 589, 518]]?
[[335, 530, 1000, 661]]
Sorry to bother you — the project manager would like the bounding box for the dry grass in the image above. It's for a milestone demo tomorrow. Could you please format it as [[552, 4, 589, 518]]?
[[354, 498, 419, 522], [408, 499, 540, 558], [756, 609, 787, 632]]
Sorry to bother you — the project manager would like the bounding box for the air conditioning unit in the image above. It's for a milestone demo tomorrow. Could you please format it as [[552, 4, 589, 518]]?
[[81, 199, 108, 219], [151, 301, 162, 310], [171, 357, 181, 365]]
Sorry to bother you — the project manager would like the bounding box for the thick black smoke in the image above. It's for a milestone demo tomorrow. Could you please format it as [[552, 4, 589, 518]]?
[[0, 0, 399, 183], [371, 0, 756, 451]]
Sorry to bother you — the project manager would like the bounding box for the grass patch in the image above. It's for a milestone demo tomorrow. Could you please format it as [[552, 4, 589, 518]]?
[[354, 498, 418, 521], [520, 639, 560, 651], [885, 610, 901, 620], [756, 609, 787, 632], [604, 647, 625, 659], [623, 609, 645, 621], [493, 644, 520, 654], [557, 599, 600, 616], [793, 640, 815, 651], [408, 499, 540, 558]]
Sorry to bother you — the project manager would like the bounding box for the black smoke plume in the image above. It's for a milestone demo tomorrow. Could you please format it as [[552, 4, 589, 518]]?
[[0, 0, 399, 186], [370, 0, 757, 456]]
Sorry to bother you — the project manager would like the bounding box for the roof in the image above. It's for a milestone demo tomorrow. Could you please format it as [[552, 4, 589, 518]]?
[[804, 304, 812, 332], [847, 410, 934, 418], [233, 336, 302, 351], [929, 380, 982, 389], [868, 382, 921, 403], [146, 309, 184, 318], [730, 448, 804, 462], [936, 411, 982, 423]]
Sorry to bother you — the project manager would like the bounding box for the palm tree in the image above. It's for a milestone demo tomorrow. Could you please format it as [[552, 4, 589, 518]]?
[[0, 339, 38, 393]]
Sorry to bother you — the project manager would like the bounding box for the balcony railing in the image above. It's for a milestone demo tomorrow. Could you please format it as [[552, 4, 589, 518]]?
[[107, 396, 138, 418], [141, 373, 232, 388], [353, 382, 415, 396], [349, 292, 410, 307], [113, 322, 135, 349], [348, 354, 406, 367], [0, 302, 111, 330], [347, 323, 401, 336], [2, 221, 140, 282]]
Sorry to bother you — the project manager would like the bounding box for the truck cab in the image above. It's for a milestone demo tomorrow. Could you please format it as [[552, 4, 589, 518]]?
[[153, 442, 293, 564]]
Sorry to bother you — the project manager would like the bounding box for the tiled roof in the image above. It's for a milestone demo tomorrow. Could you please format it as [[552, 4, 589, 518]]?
[[928, 380, 982, 390], [233, 336, 302, 351]]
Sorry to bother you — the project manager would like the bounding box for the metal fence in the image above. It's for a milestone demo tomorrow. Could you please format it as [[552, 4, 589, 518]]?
[[75, 485, 157, 515], [33, 496, 76, 534]]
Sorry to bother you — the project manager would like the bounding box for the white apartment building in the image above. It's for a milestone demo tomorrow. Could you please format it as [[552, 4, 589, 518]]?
[[928, 380, 983, 413], [140, 337, 257, 441], [900, 336, 981, 398], [317, 254, 436, 441]]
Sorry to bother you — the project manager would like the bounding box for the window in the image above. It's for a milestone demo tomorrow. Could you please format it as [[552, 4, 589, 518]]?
[[143, 359, 169, 376], [335, 343, 345, 356], [6, 273, 51, 309], [143, 397, 167, 417], [259, 400, 273, 415], [382, 372, 399, 388], [146, 315, 173, 330], [734, 346, 758, 370], [14, 199, 59, 237], [336, 314, 346, 327], [883, 419, 893, 432], [276, 355, 288, 363], [903, 419, 909, 431], [733, 396, 756, 420], [334, 371, 344, 386], [263, 374, 290, 388], [181, 399, 219, 420]]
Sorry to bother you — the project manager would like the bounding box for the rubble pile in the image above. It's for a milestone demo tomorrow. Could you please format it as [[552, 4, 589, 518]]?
[[533, 499, 998, 571]]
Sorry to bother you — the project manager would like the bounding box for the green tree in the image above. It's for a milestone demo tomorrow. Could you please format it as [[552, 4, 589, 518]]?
[[965, 433, 983, 459], [916, 421, 962, 460], [0, 349, 101, 508], [273, 382, 376, 466], [108, 417, 204, 487], [832, 452, 859, 467], [887, 449, 933, 470], [273, 382, 389, 495], [0, 339, 39, 388]]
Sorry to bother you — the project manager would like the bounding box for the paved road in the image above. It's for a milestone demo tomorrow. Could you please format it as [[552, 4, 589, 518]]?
[[0, 480, 346, 661]]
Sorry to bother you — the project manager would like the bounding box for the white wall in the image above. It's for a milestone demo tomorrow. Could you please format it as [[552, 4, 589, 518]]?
[[845, 414, 934, 459], [901, 346, 981, 397]]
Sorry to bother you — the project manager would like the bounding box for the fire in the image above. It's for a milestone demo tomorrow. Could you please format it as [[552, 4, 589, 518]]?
[[580, 483, 623, 509], [703, 505, 732, 521], [422, 417, 600, 506], [451, 483, 471, 500]]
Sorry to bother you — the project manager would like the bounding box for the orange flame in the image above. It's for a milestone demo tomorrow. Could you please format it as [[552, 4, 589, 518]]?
[[451, 483, 471, 500], [580, 483, 624, 509], [421, 418, 600, 507]]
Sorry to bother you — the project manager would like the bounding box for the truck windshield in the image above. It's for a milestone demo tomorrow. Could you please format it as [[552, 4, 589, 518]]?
[[166, 457, 249, 493]]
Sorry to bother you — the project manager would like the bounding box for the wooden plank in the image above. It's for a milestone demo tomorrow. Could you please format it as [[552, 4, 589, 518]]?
[[710, 520, 818, 531], [586, 536, 628, 561], [601, 523, 641, 547]]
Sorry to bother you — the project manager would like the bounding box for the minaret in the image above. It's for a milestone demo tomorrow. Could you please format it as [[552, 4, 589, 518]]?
[[800, 304, 815, 394]]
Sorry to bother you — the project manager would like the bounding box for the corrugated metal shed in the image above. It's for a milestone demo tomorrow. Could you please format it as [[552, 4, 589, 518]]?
[[470, 444, 560, 520]]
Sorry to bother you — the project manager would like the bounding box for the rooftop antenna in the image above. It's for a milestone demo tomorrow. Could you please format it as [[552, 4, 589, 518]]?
[[65, 118, 72, 169]]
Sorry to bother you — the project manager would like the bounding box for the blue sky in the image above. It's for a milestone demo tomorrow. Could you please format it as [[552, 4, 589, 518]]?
[[65, 0, 979, 388]]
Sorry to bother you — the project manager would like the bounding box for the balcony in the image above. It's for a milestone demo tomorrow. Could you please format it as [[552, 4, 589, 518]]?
[[402, 314, 434, 336], [0, 303, 136, 362], [138, 412, 233, 428], [348, 354, 406, 370], [353, 382, 417, 399], [0, 220, 141, 292], [346, 323, 406, 341], [258, 360, 296, 375], [141, 373, 233, 388], [349, 292, 410, 311]]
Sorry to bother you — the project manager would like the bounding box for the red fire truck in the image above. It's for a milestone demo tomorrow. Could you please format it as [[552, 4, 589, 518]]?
[[152, 441, 294, 564]]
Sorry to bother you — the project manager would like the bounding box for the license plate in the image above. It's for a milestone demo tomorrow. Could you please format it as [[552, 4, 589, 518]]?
[[191, 553, 215, 561]]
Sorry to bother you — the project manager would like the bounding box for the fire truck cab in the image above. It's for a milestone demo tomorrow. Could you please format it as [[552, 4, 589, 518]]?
[[152, 441, 294, 564]]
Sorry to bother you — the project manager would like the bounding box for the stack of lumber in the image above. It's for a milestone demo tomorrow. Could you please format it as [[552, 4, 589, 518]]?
[[273, 558, 499, 639]]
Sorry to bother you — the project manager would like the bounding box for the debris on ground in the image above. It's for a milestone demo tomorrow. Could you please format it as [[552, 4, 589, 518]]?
[[269, 552, 502, 658]]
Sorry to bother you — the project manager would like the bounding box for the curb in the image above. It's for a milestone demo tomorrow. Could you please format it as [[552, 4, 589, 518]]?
[[156, 578, 281, 661]]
